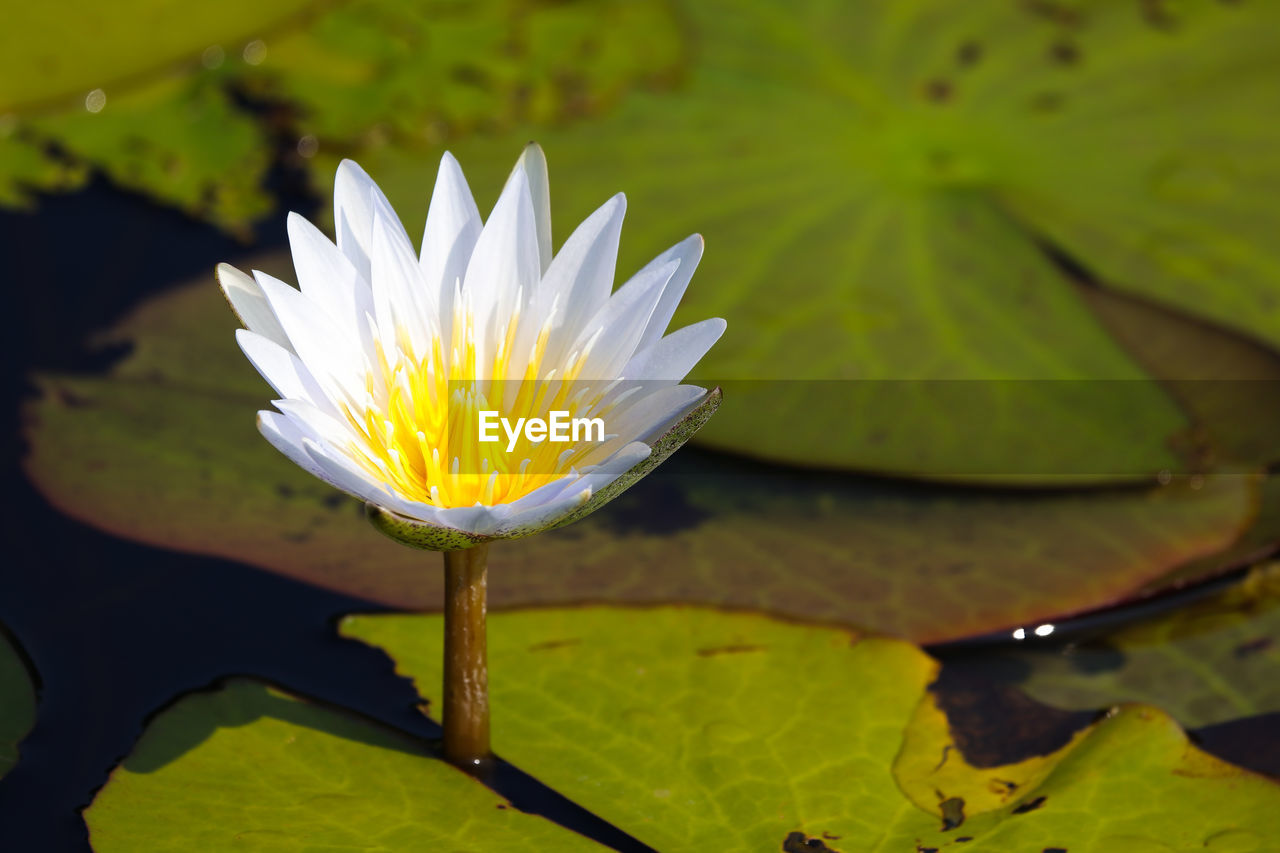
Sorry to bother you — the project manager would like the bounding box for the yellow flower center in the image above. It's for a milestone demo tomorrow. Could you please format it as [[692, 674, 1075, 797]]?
[[338, 301, 611, 508]]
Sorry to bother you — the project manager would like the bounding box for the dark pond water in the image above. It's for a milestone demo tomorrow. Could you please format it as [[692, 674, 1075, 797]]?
[[1, 174, 1275, 852]]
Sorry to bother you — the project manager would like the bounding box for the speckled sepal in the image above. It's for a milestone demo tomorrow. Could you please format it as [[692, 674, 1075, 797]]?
[[365, 503, 492, 552]]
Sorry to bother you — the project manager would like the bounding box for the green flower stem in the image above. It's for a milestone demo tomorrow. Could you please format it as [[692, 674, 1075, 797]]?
[[442, 543, 491, 771]]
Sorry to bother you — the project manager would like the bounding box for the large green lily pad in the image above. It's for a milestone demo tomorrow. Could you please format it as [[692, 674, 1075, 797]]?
[[343, 606, 1280, 851], [84, 679, 604, 851], [21, 260, 1268, 643], [348, 0, 1280, 479], [1, 628, 37, 780], [1003, 563, 1280, 730]]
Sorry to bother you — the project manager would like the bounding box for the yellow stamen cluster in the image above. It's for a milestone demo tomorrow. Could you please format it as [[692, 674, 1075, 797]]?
[[338, 302, 613, 508]]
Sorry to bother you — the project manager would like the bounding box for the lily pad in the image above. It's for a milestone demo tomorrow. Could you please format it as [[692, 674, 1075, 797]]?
[[349, 0, 1280, 479], [1004, 562, 1280, 730], [1, 627, 37, 780], [0, 0, 683, 229], [343, 606, 1280, 852], [0, 0, 313, 112], [21, 259, 1267, 643], [84, 679, 604, 851]]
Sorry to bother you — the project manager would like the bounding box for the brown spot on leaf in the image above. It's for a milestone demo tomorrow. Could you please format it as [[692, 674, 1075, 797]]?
[[697, 643, 766, 657], [1140, 0, 1178, 29], [924, 79, 953, 103], [527, 638, 582, 652], [1012, 795, 1048, 814], [783, 831, 842, 852], [988, 777, 1019, 798], [1049, 40, 1081, 65], [1029, 91, 1067, 112], [956, 41, 983, 68], [1022, 0, 1084, 27]]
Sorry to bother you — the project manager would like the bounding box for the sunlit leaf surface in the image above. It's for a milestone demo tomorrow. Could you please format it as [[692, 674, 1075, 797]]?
[[0, 628, 36, 780], [344, 607, 1280, 852], [84, 679, 604, 851], [21, 262, 1267, 643], [1005, 563, 1280, 730]]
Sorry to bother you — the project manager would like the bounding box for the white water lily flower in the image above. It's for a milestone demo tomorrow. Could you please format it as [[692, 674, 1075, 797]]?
[[219, 144, 724, 550]]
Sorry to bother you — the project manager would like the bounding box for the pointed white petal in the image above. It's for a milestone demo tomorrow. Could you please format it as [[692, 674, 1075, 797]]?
[[371, 205, 437, 363], [622, 317, 726, 382], [333, 159, 411, 285], [536, 193, 626, 367], [513, 143, 552, 273], [571, 260, 678, 380], [218, 263, 289, 349], [258, 410, 329, 481], [236, 330, 340, 417], [303, 440, 400, 507], [461, 167, 540, 373], [589, 385, 707, 462], [420, 152, 482, 341], [286, 212, 376, 356], [272, 397, 359, 452], [633, 234, 704, 354], [253, 271, 367, 404]]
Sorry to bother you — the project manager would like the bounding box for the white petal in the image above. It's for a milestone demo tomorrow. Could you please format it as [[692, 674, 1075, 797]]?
[[555, 440, 652, 498], [513, 143, 552, 273], [272, 397, 359, 453], [303, 440, 400, 508], [571, 260, 678, 380], [462, 167, 541, 374], [333, 159, 411, 285], [287, 212, 376, 354], [258, 410, 329, 481], [590, 385, 706, 461], [622, 318, 726, 382], [371, 205, 438, 363], [497, 485, 594, 533], [236, 329, 340, 417], [498, 440, 651, 533], [536, 193, 626, 368], [217, 263, 289, 349], [420, 152, 482, 342], [432, 504, 507, 535], [253, 271, 367, 405], [632, 234, 704, 354]]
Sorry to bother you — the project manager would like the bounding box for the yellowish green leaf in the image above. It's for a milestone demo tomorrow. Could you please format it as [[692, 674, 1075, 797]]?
[[84, 679, 606, 852], [343, 606, 1280, 852]]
